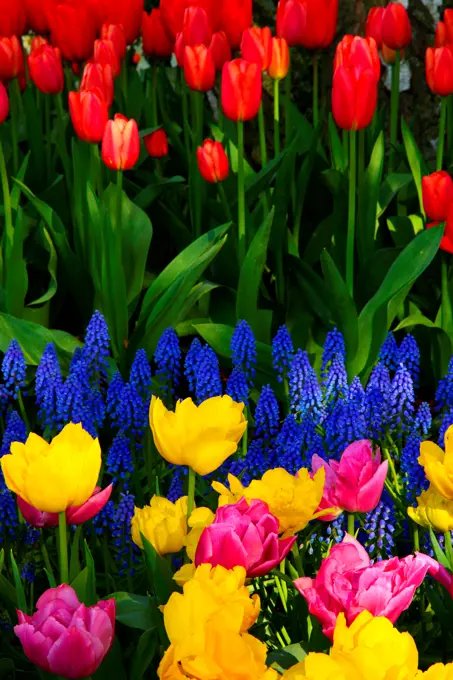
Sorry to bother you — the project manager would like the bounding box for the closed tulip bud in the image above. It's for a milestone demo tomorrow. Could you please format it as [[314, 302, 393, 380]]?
[[221, 58, 262, 121], [102, 0, 144, 45], [160, 0, 221, 42], [426, 46, 453, 97], [210, 31, 231, 71], [142, 9, 174, 59], [365, 6, 384, 48], [241, 27, 272, 72], [422, 170, 453, 221], [277, 0, 306, 47], [278, 0, 337, 50], [93, 38, 120, 78], [334, 35, 380, 81], [0, 0, 26, 38], [0, 36, 24, 81], [102, 114, 140, 171], [220, 0, 252, 49], [131, 495, 188, 554], [184, 44, 215, 91], [69, 89, 109, 144], [443, 9, 453, 44], [381, 2, 412, 51], [197, 139, 229, 182], [81, 62, 114, 108], [409, 485, 453, 533], [268, 37, 290, 80], [49, 2, 97, 63], [144, 128, 168, 158], [436, 21, 448, 48], [0, 82, 9, 123], [175, 33, 185, 67], [332, 64, 377, 131], [28, 45, 64, 95], [439, 205, 453, 253], [25, 0, 50, 35], [101, 23, 127, 62], [183, 7, 212, 47]]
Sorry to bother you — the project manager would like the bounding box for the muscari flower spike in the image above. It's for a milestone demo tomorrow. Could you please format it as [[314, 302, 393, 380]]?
[[111, 492, 141, 576], [379, 332, 400, 372], [272, 325, 294, 383], [184, 338, 203, 394], [195, 344, 222, 404], [401, 434, 428, 504], [35, 343, 63, 428], [321, 328, 346, 377], [388, 363, 415, 437], [82, 310, 110, 383], [2, 339, 26, 399], [226, 366, 249, 406], [398, 334, 420, 388], [254, 384, 279, 449], [154, 327, 181, 396], [363, 491, 396, 561], [322, 355, 348, 410], [275, 414, 304, 473], [106, 433, 134, 485], [231, 320, 257, 381], [129, 349, 152, 402], [289, 349, 324, 424]]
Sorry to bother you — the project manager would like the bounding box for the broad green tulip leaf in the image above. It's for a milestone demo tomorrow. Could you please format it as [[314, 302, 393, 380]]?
[[394, 313, 436, 331], [328, 115, 346, 172], [0, 571, 16, 608], [267, 643, 307, 673], [10, 551, 26, 615], [69, 526, 82, 584], [22, 88, 46, 187], [401, 118, 427, 216], [93, 638, 127, 680], [357, 132, 384, 264], [244, 155, 284, 205], [429, 529, 450, 570], [141, 533, 176, 606], [134, 176, 185, 210], [110, 592, 156, 630], [10, 151, 31, 211], [27, 226, 58, 308], [387, 215, 424, 248], [288, 256, 332, 327], [130, 628, 158, 680], [378, 173, 412, 217], [5, 207, 27, 318]]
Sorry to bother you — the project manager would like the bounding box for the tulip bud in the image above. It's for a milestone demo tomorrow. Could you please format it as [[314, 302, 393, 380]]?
[[81, 62, 114, 108], [0, 0, 26, 38], [28, 44, 64, 95], [102, 114, 140, 171], [0, 36, 24, 81], [444, 9, 453, 44], [101, 23, 127, 62], [268, 37, 290, 80], [93, 39, 120, 79], [69, 89, 109, 144], [175, 32, 185, 67], [381, 2, 412, 51], [144, 128, 169, 158], [241, 27, 272, 72], [334, 35, 380, 82], [219, 0, 252, 49], [102, 0, 144, 45], [31, 36, 48, 51], [426, 46, 453, 97], [131, 496, 188, 554], [422, 170, 453, 222], [142, 9, 174, 59], [183, 7, 212, 47], [49, 2, 97, 63], [381, 43, 403, 65], [436, 21, 447, 48], [197, 139, 229, 182], [210, 31, 231, 71], [365, 7, 384, 48], [0, 82, 9, 124], [184, 44, 216, 92], [221, 59, 262, 122], [159, 0, 221, 42], [277, 0, 306, 47], [332, 64, 377, 131], [278, 0, 337, 50], [25, 0, 50, 35]]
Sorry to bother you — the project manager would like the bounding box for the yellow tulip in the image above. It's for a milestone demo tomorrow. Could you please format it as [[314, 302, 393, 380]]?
[[213, 467, 325, 537], [131, 496, 188, 554], [282, 655, 353, 680], [416, 664, 453, 680], [184, 507, 215, 562], [419, 426, 453, 500], [408, 486, 453, 533], [149, 395, 247, 476], [1, 423, 101, 513]]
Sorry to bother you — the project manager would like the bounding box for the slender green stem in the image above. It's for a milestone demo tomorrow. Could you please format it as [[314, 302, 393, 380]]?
[[275, 573, 288, 613], [45, 95, 52, 184], [242, 406, 248, 457], [343, 130, 349, 166], [237, 120, 246, 265], [413, 523, 420, 552], [258, 102, 268, 167], [218, 181, 232, 222], [10, 79, 20, 175], [0, 137, 13, 267], [445, 531, 453, 567], [152, 63, 158, 128], [313, 53, 319, 128], [441, 254, 452, 335], [347, 513, 355, 536], [58, 512, 69, 584], [181, 71, 191, 165], [383, 446, 400, 491], [285, 60, 292, 144], [187, 467, 196, 520], [274, 79, 281, 157], [346, 129, 357, 296], [358, 128, 365, 196], [437, 97, 448, 171], [116, 171, 123, 232], [291, 541, 304, 577], [193, 91, 204, 238], [55, 93, 72, 195], [17, 391, 30, 432], [389, 49, 400, 173]]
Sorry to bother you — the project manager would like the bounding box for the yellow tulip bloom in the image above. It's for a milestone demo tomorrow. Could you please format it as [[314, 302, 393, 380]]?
[[213, 467, 325, 537], [408, 486, 453, 533], [149, 395, 247, 476], [1, 423, 101, 513], [416, 663, 453, 680], [282, 655, 353, 680], [419, 426, 453, 500], [131, 496, 188, 554]]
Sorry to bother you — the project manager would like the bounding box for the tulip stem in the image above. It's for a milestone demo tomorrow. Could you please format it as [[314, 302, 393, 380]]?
[[55, 93, 72, 197], [40, 533, 56, 585], [116, 171, 123, 233], [313, 53, 319, 129], [187, 467, 196, 521], [237, 120, 246, 266], [284, 60, 292, 145], [193, 91, 204, 238], [218, 181, 232, 222], [258, 103, 268, 167], [45, 94, 52, 185], [389, 49, 400, 174], [441, 254, 453, 337], [437, 97, 448, 171], [445, 531, 453, 568], [181, 72, 191, 166], [10, 79, 20, 175], [412, 523, 420, 552], [346, 129, 357, 296], [347, 513, 355, 537], [291, 542, 304, 577], [58, 512, 69, 584], [274, 79, 280, 158], [152, 63, 159, 128], [0, 136, 13, 271]]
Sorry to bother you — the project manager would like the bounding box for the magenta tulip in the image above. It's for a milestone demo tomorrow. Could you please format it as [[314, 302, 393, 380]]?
[[295, 534, 433, 640], [15, 585, 115, 679], [17, 485, 113, 528], [312, 439, 388, 516], [195, 497, 296, 577]]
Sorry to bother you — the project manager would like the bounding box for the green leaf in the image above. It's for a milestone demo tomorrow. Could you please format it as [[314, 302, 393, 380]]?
[[267, 643, 307, 673], [27, 225, 58, 308], [378, 173, 412, 217], [10, 551, 26, 614], [244, 155, 284, 205], [141, 533, 176, 606], [83, 540, 97, 606], [429, 529, 451, 570], [93, 638, 127, 680], [387, 215, 424, 248], [5, 207, 27, 318], [110, 592, 156, 630], [401, 118, 427, 216], [394, 313, 436, 331], [134, 176, 185, 210], [328, 115, 346, 172], [357, 132, 384, 264], [130, 628, 158, 680], [69, 526, 82, 583]]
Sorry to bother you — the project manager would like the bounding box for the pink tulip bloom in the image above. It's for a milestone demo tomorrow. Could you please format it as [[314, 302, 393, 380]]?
[[15, 584, 115, 679], [195, 497, 296, 577], [17, 485, 113, 528], [312, 439, 388, 516], [295, 534, 434, 640]]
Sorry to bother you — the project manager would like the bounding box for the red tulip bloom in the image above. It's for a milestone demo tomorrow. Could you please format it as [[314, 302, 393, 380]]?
[[241, 27, 272, 72], [142, 9, 174, 59], [365, 6, 384, 47], [17, 486, 113, 528], [144, 128, 169, 158], [0, 0, 26, 37], [184, 44, 215, 91], [332, 64, 377, 131], [28, 44, 64, 95], [268, 37, 290, 80], [437, 10, 453, 46], [221, 58, 262, 122], [49, 1, 97, 62], [93, 38, 120, 78], [276, 0, 306, 47], [175, 32, 185, 67], [102, 114, 140, 170], [101, 23, 126, 62], [25, 0, 51, 34], [427, 216, 453, 254], [422, 171, 453, 222], [81, 62, 114, 108], [219, 0, 252, 49], [0, 36, 24, 81], [69, 89, 109, 143], [183, 7, 212, 47], [100, 0, 144, 44], [159, 0, 221, 42], [31, 36, 48, 51], [277, 0, 337, 50], [197, 139, 229, 182], [334, 35, 380, 81], [426, 46, 453, 97], [0, 82, 9, 123], [381, 2, 412, 51], [210, 31, 231, 71]]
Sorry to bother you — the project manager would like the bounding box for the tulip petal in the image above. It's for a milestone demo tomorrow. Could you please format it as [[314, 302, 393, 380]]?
[[14, 624, 53, 672], [47, 627, 98, 679], [67, 485, 113, 525]]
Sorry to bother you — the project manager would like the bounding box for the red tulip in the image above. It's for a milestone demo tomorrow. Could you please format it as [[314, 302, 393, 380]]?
[[144, 128, 169, 158], [142, 9, 174, 59], [426, 46, 453, 97], [28, 44, 64, 95], [0, 82, 9, 123], [101, 23, 126, 62], [427, 215, 453, 254], [49, 1, 97, 62], [93, 38, 120, 78], [100, 0, 144, 44], [197, 139, 229, 182], [183, 7, 212, 46], [422, 171, 453, 222], [221, 58, 262, 122], [437, 10, 453, 46], [31, 36, 48, 51], [17, 486, 113, 528], [102, 114, 140, 170], [332, 64, 377, 131], [0, 36, 24, 81], [25, 0, 51, 34], [0, 0, 26, 38], [277, 0, 337, 50], [219, 0, 252, 49], [175, 32, 185, 67], [268, 37, 290, 80], [184, 44, 215, 91], [69, 89, 109, 143], [365, 6, 384, 48], [381, 2, 412, 51], [334, 35, 380, 81], [210, 31, 231, 71], [159, 0, 221, 42], [276, 0, 306, 47], [81, 62, 114, 107], [241, 27, 272, 72]]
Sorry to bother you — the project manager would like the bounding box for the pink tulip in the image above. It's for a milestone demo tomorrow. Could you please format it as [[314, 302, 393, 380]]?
[[17, 485, 113, 528], [295, 534, 433, 640], [15, 585, 115, 679], [195, 497, 296, 577], [312, 439, 388, 516]]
